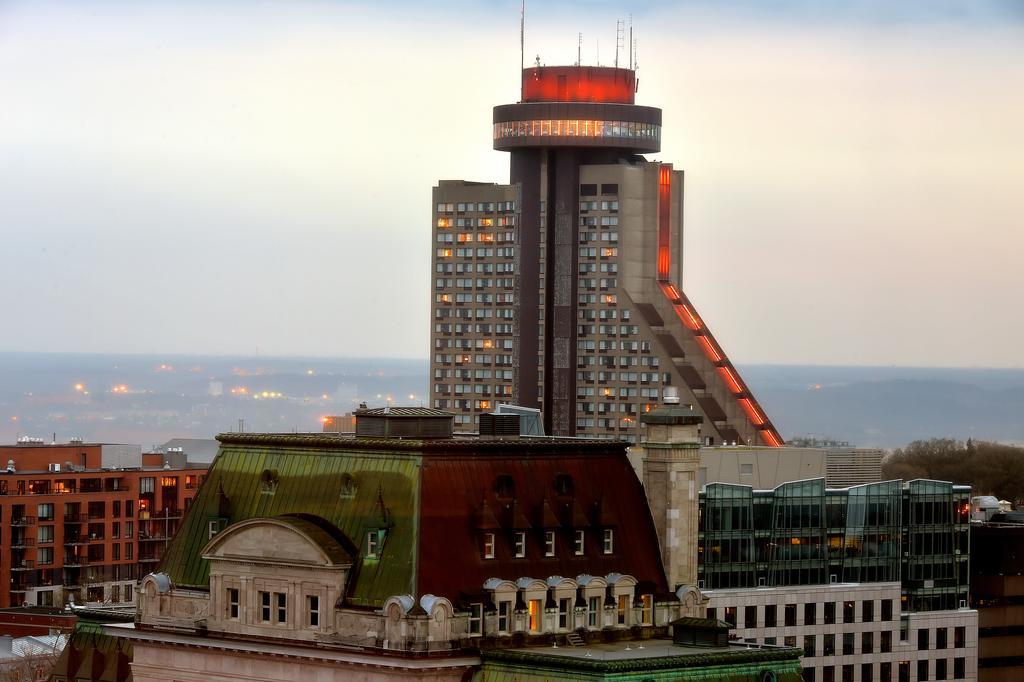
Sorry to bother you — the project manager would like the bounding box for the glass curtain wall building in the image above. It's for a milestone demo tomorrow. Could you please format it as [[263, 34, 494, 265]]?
[[699, 479, 970, 612]]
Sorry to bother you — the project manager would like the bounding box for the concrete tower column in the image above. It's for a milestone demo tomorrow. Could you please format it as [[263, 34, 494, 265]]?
[[638, 392, 703, 591]]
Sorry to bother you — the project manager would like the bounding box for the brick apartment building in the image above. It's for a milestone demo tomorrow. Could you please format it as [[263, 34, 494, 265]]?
[[0, 440, 206, 609]]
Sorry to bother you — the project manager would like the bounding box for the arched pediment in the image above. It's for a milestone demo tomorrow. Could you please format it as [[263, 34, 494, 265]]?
[[202, 516, 353, 567]]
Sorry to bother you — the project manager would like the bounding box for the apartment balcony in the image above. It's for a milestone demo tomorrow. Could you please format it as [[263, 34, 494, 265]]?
[[138, 533, 169, 543], [137, 557, 162, 565], [10, 537, 35, 549], [64, 537, 88, 547], [10, 516, 36, 526], [11, 560, 35, 571], [63, 513, 83, 523]]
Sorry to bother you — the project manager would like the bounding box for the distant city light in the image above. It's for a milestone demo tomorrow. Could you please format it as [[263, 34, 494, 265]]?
[[230, 387, 248, 395], [306, 369, 314, 375], [9, 416, 18, 422], [111, 385, 129, 394], [157, 363, 174, 371], [74, 383, 85, 392]]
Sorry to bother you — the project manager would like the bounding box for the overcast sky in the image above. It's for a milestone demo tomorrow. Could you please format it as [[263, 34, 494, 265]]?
[[1, 1, 1021, 367]]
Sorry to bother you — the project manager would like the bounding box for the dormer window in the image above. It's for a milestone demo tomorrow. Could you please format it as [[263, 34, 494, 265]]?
[[544, 530, 556, 557], [603, 529, 614, 554], [367, 529, 386, 559], [514, 531, 526, 558], [483, 532, 496, 559], [574, 529, 585, 555]]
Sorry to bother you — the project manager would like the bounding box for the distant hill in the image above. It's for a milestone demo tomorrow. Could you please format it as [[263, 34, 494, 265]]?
[[740, 365, 1024, 448], [1, 354, 1021, 450]]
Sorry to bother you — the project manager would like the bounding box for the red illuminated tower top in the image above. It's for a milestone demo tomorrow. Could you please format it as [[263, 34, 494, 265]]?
[[521, 65, 636, 104], [494, 66, 660, 154]]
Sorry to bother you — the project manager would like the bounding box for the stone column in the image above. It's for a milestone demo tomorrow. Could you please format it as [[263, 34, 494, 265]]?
[[639, 400, 702, 591]]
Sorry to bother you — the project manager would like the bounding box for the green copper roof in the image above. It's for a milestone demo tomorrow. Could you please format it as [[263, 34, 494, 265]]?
[[158, 441, 421, 608]]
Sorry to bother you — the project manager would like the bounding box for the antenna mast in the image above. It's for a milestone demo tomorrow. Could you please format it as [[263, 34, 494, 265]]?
[[519, 0, 525, 99], [629, 15, 633, 70], [615, 19, 624, 68], [577, 32, 582, 66]]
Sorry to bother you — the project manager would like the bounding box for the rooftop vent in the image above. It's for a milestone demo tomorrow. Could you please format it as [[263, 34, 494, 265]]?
[[354, 407, 454, 439], [479, 413, 521, 438], [663, 386, 680, 405]]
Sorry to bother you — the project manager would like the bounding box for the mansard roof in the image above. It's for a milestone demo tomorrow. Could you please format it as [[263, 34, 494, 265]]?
[[157, 432, 667, 608]]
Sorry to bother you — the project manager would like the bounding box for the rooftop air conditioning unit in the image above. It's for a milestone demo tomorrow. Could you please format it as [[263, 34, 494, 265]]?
[[48, 463, 60, 472]]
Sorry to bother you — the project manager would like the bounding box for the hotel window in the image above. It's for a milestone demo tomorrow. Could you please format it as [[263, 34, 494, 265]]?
[[843, 600, 855, 623], [918, 660, 929, 681], [935, 659, 947, 680], [954, 626, 965, 648], [228, 588, 239, 619], [804, 634, 816, 658], [765, 604, 777, 627], [497, 600, 511, 633], [862, 600, 874, 622], [544, 530, 555, 556], [483, 532, 495, 559], [862, 631, 873, 654], [881, 599, 893, 621], [276, 593, 287, 623], [469, 603, 483, 635], [140, 477, 155, 494], [745, 605, 757, 627], [260, 591, 271, 622], [588, 596, 600, 627], [954, 658, 964, 679], [602, 529, 614, 554], [843, 632, 854, 655], [785, 603, 797, 626], [804, 602, 816, 626], [36, 547, 53, 565], [574, 530, 585, 555], [616, 594, 628, 625], [823, 633, 835, 656], [881, 630, 892, 653], [936, 627, 947, 649], [307, 595, 319, 627], [512, 531, 526, 557], [824, 601, 836, 624]]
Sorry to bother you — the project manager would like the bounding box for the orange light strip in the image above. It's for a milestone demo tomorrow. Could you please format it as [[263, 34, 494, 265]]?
[[738, 398, 766, 426], [696, 335, 722, 363], [675, 303, 702, 330], [717, 366, 743, 394], [761, 430, 784, 447], [657, 164, 672, 279]]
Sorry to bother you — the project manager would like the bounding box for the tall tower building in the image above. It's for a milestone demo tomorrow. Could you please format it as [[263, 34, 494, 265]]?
[[431, 65, 782, 447]]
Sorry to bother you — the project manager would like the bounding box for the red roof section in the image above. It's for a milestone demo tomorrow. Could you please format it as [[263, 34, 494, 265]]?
[[416, 447, 668, 603]]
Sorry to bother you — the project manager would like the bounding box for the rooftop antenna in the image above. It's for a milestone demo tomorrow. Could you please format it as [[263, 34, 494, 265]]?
[[615, 19, 624, 68], [519, 0, 525, 99], [577, 32, 582, 66], [596, 37, 600, 66], [629, 15, 634, 70]]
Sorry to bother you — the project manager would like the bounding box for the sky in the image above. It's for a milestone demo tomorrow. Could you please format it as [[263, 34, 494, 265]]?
[[0, 1, 1021, 366]]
